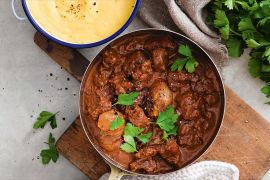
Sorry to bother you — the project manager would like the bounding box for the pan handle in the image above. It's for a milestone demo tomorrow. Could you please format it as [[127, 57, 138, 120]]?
[[108, 164, 130, 180], [11, 0, 27, 21]]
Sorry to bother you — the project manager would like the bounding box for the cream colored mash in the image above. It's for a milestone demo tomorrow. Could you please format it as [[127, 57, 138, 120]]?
[[26, 0, 136, 43]]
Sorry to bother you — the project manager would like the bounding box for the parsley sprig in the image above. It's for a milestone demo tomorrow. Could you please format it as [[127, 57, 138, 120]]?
[[109, 115, 125, 130], [40, 133, 59, 165], [33, 111, 59, 129], [114, 92, 139, 106], [208, 0, 270, 104], [171, 45, 199, 73], [156, 106, 179, 140], [120, 123, 152, 153]]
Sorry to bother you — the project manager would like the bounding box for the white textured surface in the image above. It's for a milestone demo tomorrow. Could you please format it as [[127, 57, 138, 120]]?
[[0, 0, 269, 180]]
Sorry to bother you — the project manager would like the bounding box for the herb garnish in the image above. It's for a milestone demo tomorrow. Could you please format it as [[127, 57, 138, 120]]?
[[261, 82, 270, 104], [33, 111, 59, 129], [208, 0, 270, 103], [156, 106, 179, 140], [40, 133, 59, 165], [171, 45, 199, 73], [109, 115, 125, 130], [114, 92, 139, 106], [120, 123, 152, 153]]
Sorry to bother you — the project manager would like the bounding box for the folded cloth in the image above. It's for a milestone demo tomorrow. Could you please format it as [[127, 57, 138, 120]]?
[[101, 161, 239, 180], [138, 0, 229, 68]]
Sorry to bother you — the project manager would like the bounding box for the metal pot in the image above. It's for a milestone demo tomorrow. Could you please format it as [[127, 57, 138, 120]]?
[[79, 29, 225, 179]]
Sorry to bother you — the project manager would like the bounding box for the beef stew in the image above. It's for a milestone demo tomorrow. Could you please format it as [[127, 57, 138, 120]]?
[[81, 31, 224, 175]]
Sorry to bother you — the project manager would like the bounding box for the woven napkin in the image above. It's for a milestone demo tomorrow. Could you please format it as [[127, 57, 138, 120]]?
[[138, 0, 229, 68]]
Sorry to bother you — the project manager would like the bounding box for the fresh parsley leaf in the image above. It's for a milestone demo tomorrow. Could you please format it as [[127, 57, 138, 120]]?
[[162, 131, 169, 141], [123, 135, 136, 148], [263, 46, 270, 61], [136, 132, 152, 143], [225, 37, 245, 57], [225, 0, 236, 10], [246, 39, 270, 49], [262, 65, 270, 72], [120, 143, 137, 153], [114, 92, 139, 106], [178, 45, 192, 57], [260, 0, 270, 7], [214, 9, 229, 27], [185, 58, 199, 73], [157, 105, 179, 133], [33, 111, 58, 129], [171, 45, 199, 73], [40, 149, 52, 164], [214, 9, 230, 39], [238, 17, 256, 32], [40, 133, 59, 165], [121, 123, 152, 153], [248, 55, 261, 78], [246, 39, 262, 49], [109, 115, 125, 130], [261, 83, 270, 98], [162, 126, 178, 141], [171, 59, 187, 72], [124, 123, 144, 137], [258, 17, 270, 26]]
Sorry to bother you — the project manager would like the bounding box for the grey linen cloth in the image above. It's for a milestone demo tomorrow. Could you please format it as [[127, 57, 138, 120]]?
[[138, 0, 229, 68]]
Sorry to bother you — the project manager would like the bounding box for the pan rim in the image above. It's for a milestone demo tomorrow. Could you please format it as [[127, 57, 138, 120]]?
[[79, 28, 226, 177]]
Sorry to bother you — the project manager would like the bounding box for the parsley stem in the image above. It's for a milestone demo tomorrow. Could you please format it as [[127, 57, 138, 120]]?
[[230, 29, 242, 36]]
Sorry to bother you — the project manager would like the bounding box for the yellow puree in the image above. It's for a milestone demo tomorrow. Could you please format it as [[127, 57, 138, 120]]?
[[26, 0, 135, 43]]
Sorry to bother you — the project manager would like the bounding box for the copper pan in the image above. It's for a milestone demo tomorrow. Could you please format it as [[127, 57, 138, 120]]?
[[79, 29, 226, 179]]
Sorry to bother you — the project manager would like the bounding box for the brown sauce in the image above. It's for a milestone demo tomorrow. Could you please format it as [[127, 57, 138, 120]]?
[[82, 33, 222, 174]]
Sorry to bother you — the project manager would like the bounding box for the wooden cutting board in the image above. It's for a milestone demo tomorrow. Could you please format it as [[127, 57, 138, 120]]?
[[34, 32, 270, 180]]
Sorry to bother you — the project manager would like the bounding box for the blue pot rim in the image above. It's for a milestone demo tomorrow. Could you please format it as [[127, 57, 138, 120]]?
[[21, 0, 141, 48]]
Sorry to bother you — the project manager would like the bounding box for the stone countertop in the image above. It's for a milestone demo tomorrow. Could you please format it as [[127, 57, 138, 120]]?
[[0, 1, 269, 180]]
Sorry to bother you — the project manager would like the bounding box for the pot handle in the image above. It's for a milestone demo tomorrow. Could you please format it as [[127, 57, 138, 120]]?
[[11, 0, 27, 21], [108, 164, 130, 180]]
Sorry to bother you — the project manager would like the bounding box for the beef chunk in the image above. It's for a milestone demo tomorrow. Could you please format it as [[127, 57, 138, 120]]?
[[123, 51, 153, 90], [175, 92, 204, 120], [123, 50, 148, 76], [149, 126, 165, 145], [125, 105, 151, 128], [135, 139, 181, 166], [193, 77, 216, 94], [159, 139, 181, 166], [94, 65, 112, 87], [109, 73, 133, 94], [152, 48, 168, 72], [178, 121, 204, 148], [135, 145, 160, 159], [130, 157, 173, 174], [102, 48, 124, 67], [167, 71, 194, 92], [84, 85, 114, 120], [150, 80, 173, 116]]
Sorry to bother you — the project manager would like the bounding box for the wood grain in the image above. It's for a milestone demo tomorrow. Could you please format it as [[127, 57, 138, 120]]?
[[34, 32, 270, 180], [34, 32, 88, 81], [56, 117, 110, 180]]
